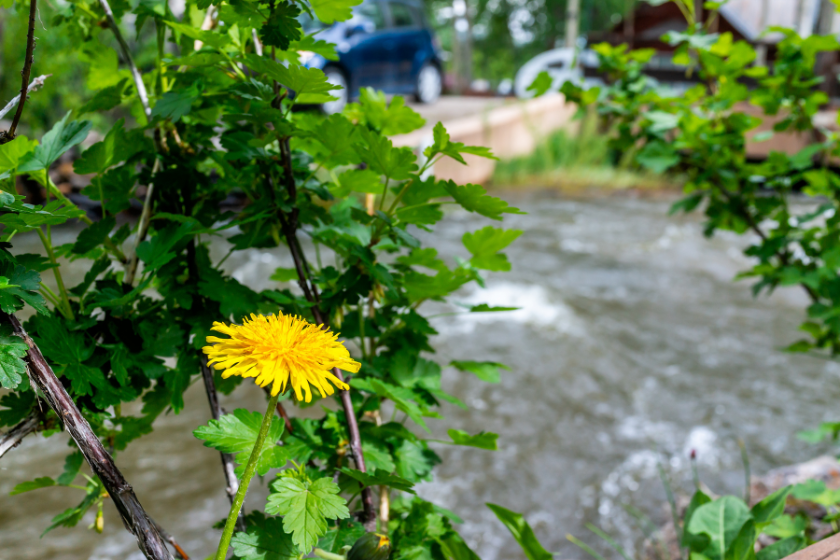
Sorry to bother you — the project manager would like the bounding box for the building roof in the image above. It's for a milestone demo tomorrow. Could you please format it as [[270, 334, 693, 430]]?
[[718, 0, 822, 42]]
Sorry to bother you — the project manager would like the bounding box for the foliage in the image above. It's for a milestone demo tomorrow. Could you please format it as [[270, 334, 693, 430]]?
[[559, 3, 840, 356], [0, 0, 525, 556]]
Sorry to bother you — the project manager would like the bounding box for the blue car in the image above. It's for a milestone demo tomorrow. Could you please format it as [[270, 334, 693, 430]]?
[[299, 0, 444, 113]]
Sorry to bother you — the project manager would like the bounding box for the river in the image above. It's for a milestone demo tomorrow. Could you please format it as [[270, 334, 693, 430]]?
[[1, 191, 836, 560]]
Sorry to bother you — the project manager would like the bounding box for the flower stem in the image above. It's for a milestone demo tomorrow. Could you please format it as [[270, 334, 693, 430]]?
[[313, 548, 346, 560], [214, 392, 280, 560]]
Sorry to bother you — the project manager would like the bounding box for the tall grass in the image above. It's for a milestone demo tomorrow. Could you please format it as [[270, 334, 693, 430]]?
[[492, 112, 672, 191]]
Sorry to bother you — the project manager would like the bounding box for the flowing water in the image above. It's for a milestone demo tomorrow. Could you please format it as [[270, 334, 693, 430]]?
[[1, 191, 838, 560]]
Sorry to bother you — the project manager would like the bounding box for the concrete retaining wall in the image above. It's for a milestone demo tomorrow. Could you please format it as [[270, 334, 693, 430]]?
[[393, 94, 577, 185]]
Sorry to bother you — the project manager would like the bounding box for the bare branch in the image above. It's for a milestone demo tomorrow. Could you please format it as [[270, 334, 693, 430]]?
[[6, 0, 38, 139], [0, 74, 50, 122], [124, 157, 162, 285], [199, 354, 246, 532], [2, 312, 175, 560], [0, 412, 40, 460], [97, 0, 151, 118], [269, 145, 377, 530], [153, 519, 190, 560]]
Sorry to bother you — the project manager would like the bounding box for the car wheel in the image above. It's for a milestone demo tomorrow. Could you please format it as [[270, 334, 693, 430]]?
[[415, 63, 442, 104], [322, 67, 349, 114]]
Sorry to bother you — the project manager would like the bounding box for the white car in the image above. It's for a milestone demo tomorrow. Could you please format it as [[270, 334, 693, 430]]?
[[514, 48, 602, 99]]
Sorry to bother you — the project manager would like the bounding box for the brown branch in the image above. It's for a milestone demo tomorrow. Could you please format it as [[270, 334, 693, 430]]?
[[2, 312, 175, 560], [6, 0, 37, 139], [0, 412, 40, 459], [199, 355, 246, 533], [268, 151, 377, 530]]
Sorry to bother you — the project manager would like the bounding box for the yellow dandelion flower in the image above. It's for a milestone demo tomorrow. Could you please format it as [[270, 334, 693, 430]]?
[[203, 312, 360, 402]]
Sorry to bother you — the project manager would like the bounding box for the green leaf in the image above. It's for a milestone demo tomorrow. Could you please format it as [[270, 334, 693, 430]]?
[[486, 503, 553, 560], [64, 363, 108, 397], [331, 169, 382, 197], [446, 429, 498, 450], [394, 439, 437, 482], [10, 476, 56, 495], [318, 519, 366, 553], [57, 452, 84, 486], [755, 536, 805, 560], [0, 390, 35, 427], [353, 89, 426, 136], [310, 0, 362, 24], [397, 203, 443, 226], [242, 54, 340, 103], [193, 408, 286, 476], [790, 479, 840, 506], [527, 71, 553, 97], [468, 304, 519, 313], [266, 477, 350, 554], [725, 519, 756, 560], [0, 136, 38, 174], [231, 515, 299, 560], [361, 439, 396, 473], [443, 181, 524, 220], [682, 490, 712, 549], [425, 122, 498, 164], [687, 496, 751, 560], [270, 267, 299, 282], [302, 114, 361, 168], [635, 141, 679, 174], [751, 486, 791, 527], [260, 3, 302, 50], [462, 226, 522, 271], [74, 119, 144, 174], [355, 128, 418, 180], [0, 265, 45, 314], [339, 467, 416, 493], [136, 222, 196, 270], [72, 216, 116, 255], [450, 360, 509, 383], [78, 78, 131, 114], [151, 83, 201, 122], [18, 112, 92, 173], [0, 331, 28, 389], [763, 515, 807, 539]]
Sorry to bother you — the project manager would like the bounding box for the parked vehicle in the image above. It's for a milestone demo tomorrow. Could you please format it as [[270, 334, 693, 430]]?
[[514, 48, 602, 99], [300, 0, 444, 113]]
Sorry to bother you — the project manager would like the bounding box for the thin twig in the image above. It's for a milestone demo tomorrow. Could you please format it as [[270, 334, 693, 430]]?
[[2, 312, 175, 560], [267, 149, 377, 529], [153, 519, 190, 560], [0, 75, 50, 122], [0, 412, 40, 460], [97, 0, 151, 118], [199, 355, 246, 533], [6, 0, 38, 139], [124, 158, 162, 285]]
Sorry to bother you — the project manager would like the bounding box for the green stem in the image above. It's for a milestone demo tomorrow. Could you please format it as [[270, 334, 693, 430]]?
[[37, 227, 74, 320], [215, 392, 280, 560], [313, 548, 347, 560], [378, 177, 390, 212]]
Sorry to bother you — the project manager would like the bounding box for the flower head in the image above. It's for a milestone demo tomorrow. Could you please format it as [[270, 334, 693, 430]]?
[[203, 313, 360, 402]]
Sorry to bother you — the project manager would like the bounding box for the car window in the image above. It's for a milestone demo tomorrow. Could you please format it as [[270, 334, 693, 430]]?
[[389, 2, 420, 27], [353, 1, 385, 30]]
